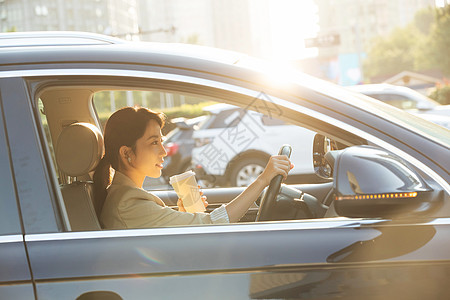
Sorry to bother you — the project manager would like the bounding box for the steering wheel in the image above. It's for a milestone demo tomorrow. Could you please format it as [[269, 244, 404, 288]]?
[[256, 144, 292, 222]]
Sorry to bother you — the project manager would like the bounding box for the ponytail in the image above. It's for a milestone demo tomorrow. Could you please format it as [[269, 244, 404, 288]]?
[[93, 155, 112, 217]]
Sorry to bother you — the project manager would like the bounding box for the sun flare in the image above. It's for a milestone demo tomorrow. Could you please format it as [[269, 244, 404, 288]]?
[[268, 0, 319, 62]]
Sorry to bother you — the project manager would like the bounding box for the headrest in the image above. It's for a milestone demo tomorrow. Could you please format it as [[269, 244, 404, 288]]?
[[56, 122, 104, 177]]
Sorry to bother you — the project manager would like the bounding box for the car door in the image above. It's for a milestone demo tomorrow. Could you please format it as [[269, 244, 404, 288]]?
[[8, 70, 450, 299], [22, 219, 450, 299], [0, 80, 35, 299]]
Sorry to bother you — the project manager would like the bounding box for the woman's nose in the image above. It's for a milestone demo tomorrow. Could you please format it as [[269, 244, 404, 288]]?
[[161, 143, 167, 157]]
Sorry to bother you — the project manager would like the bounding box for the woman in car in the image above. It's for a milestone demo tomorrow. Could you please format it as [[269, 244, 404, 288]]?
[[94, 106, 293, 229]]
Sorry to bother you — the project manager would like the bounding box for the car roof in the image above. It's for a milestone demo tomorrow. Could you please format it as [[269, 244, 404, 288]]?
[[347, 83, 436, 99], [347, 83, 408, 93], [0, 31, 126, 48], [170, 115, 208, 128], [0, 31, 246, 66], [0, 32, 343, 96], [348, 83, 441, 106], [202, 103, 238, 114]]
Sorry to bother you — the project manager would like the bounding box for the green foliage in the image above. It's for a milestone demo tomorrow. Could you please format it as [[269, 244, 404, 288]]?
[[413, 8, 435, 35], [97, 101, 215, 135], [363, 26, 417, 79], [94, 89, 216, 129], [364, 6, 450, 80], [162, 101, 216, 119], [429, 6, 450, 76], [429, 84, 450, 105]]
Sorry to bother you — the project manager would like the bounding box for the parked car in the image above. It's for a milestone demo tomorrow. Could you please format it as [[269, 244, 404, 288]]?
[[1, 31, 449, 299], [348, 83, 450, 129], [191, 103, 317, 187], [161, 115, 207, 180]]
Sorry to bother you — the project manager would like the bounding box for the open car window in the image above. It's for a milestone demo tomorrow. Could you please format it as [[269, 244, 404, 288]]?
[[37, 81, 333, 232], [35, 75, 447, 233]]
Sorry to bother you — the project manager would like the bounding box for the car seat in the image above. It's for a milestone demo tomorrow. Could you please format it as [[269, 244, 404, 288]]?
[[55, 122, 104, 231]]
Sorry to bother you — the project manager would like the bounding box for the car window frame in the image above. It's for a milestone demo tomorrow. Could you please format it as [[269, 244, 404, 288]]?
[[0, 86, 23, 235], [22, 69, 450, 235], [27, 73, 353, 234], [1, 76, 69, 234]]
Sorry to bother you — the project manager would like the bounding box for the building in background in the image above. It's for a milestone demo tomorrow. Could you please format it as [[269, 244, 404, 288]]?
[[137, 0, 212, 44], [1, 0, 311, 60], [309, 0, 436, 85], [136, 0, 273, 58], [1, 0, 441, 86], [0, 0, 138, 38], [211, 0, 253, 55]]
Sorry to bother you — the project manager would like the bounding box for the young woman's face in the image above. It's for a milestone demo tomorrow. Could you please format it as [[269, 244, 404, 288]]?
[[132, 119, 167, 178]]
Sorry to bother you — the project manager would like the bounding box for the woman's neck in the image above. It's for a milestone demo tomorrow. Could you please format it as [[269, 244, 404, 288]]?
[[117, 168, 145, 188]]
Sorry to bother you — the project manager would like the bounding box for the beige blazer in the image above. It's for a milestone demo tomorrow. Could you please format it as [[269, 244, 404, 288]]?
[[100, 171, 228, 229]]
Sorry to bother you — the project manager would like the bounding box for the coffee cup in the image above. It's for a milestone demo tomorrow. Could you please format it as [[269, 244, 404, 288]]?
[[169, 171, 205, 213]]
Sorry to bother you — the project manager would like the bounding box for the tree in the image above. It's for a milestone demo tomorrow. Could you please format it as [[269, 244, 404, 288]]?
[[413, 8, 434, 35], [363, 26, 418, 79], [429, 84, 450, 105], [363, 6, 450, 80], [428, 5, 450, 76]]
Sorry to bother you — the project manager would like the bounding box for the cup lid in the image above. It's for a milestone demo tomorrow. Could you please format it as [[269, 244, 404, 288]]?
[[169, 170, 196, 184]]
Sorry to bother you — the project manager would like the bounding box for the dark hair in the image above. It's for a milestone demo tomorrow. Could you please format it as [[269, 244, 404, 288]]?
[[93, 106, 165, 215]]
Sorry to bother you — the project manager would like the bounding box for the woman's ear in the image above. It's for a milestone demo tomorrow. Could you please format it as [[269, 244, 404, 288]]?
[[119, 145, 133, 165]]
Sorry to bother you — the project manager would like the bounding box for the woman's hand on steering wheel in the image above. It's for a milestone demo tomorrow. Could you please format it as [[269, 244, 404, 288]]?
[[256, 145, 293, 222], [259, 155, 294, 187]]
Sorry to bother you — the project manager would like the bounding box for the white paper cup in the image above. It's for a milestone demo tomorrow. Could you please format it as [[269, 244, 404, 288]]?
[[169, 171, 205, 213]]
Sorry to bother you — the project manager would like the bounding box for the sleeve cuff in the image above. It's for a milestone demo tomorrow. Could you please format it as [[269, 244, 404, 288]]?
[[210, 204, 230, 224]]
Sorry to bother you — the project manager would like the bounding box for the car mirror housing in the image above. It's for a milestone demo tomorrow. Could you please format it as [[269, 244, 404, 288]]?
[[313, 134, 334, 179], [332, 146, 444, 218], [313, 134, 343, 180]]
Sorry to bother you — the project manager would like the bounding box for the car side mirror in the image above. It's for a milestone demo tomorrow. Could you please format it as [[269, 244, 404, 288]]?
[[333, 146, 444, 218], [312, 134, 340, 180], [313, 134, 332, 179]]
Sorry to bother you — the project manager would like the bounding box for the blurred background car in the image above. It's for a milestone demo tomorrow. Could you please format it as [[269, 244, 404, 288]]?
[[161, 115, 207, 181], [191, 103, 318, 187], [348, 84, 450, 129]]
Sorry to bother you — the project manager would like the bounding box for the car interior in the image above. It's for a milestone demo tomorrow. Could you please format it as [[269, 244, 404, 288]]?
[[37, 80, 360, 232]]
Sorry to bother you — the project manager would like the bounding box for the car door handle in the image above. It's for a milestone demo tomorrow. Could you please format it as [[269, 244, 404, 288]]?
[[76, 291, 123, 300]]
